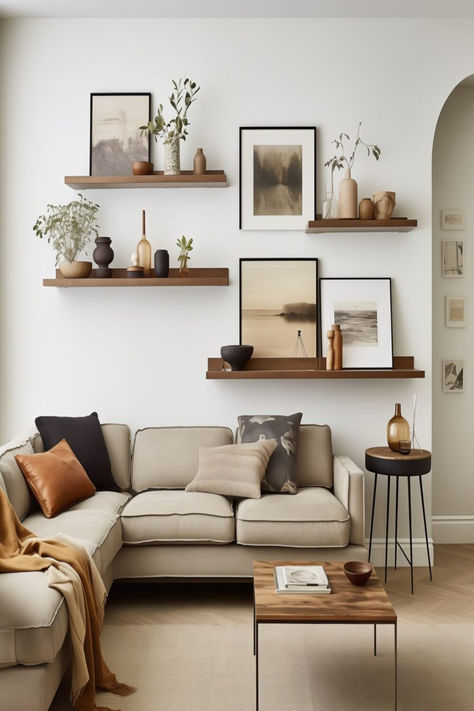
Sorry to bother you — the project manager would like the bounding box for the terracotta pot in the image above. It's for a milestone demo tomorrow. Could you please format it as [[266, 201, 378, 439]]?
[[338, 168, 358, 218], [132, 161, 154, 175], [359, 198, 375, 220], [59, 261, 92, 279], [373, 191, 396, 220]]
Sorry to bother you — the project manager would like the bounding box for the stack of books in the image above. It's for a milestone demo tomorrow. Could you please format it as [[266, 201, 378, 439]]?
[[274, 565, 331, 594]]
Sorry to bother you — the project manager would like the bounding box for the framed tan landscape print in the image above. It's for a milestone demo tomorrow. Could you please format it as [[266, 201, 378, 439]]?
[[239, 127, 316, 230], [240, 258, 318, 357], [441, 208, 464, 230], [445, 294, 467, 327]]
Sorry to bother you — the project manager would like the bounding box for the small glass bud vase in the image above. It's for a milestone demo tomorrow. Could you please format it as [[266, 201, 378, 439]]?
[[387, 403, 411, 453], [178, 252, 189, 277]]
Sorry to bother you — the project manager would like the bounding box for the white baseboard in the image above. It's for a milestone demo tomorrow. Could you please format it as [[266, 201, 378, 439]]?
[[365, 538, 434, 567], [432, 515, 474, 544]]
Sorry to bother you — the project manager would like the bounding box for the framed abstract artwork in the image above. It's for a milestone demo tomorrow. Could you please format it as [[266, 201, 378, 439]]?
[[445, 294, 467, 327], [319, 278, 393, 369], [89, 93, 151, 175], [239, 126, 316, 230], [442, 240, 463, 277], [441, 209, 464, 230], [240, 258, 318, 357], [443, 358, 464, 392]]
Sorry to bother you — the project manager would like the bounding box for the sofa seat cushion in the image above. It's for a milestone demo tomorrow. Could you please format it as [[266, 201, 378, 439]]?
[[0, 571, 68, 667], [121, 490, 235, 545], [23, 502, 125, 575], [236, 487, 350, 547]]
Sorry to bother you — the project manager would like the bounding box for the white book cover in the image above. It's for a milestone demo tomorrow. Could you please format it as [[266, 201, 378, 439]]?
[[280, 565, 329, 588], [274, 567, 331, 594]]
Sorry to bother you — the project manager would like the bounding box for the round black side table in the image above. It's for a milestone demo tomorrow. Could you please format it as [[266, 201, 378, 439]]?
[[365, 447, 432, 594]]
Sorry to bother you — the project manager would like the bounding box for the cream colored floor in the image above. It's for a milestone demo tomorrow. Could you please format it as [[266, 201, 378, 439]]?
[[105, 544, 474, 626]]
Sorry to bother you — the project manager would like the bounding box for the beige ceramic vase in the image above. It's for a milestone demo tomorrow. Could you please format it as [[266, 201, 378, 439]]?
[[359, 198, 375, 220], [193, 148, 206, 175], [59, 261, 92, 278], [338, 168, 358, 218], [373, 191, 396, 220]]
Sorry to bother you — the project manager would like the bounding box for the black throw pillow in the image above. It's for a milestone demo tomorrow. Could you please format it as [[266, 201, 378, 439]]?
[[238, 412, 302, 494], [35, 412, 118, 491]]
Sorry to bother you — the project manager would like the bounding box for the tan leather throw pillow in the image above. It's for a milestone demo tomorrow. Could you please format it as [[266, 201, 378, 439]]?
[[185, 439, 278, 499], [15, 438, 96, 518]]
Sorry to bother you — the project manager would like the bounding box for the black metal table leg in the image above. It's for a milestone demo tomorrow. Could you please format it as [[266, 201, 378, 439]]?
[[368, 473, 378, 562], [419, 475, 433, 581], [374, 624, 377, 656], [253, 586, 256, 655], [394, 622, 398, 710], [407, 477, 414, 594], [255, 621, 259, 711], [394, 476, 399, 570], [384, 475, 391, 583]]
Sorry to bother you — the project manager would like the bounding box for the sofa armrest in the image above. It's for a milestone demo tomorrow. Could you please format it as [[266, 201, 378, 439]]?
[[333, 455, 365, 546]]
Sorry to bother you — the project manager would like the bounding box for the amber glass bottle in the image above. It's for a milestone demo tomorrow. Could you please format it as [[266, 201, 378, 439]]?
[[387, 403, 411, 452]]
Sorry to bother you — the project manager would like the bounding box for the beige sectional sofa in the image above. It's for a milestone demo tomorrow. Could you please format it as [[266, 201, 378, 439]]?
[[0, 422, 366, 711]]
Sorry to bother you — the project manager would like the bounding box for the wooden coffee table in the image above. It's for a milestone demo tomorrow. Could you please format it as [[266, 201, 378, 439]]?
[[253, 561, 398, 710]]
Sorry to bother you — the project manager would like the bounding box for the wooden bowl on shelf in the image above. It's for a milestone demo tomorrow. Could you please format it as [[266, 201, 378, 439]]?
[[132, 161, 154, 175], [343, 561, 373, 586]]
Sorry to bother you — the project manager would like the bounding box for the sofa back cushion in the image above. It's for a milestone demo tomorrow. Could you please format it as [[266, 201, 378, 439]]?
[[31, 423, 131, 491], [0, 437, 36, 520], [295, 424, 333, 488], [132, 426, 233, 492]]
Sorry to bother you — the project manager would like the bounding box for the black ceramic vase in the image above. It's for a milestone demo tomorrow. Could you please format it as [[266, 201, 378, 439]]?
[[220, 345, 254, 371], [93, 236, 114, 278], [154, 249, 169, 278]]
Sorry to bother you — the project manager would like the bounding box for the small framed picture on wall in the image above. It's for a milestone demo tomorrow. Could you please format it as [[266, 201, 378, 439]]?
[[443, 358, 464, 392], [445, 294, 467, 327], [442, 240, 463, 277], [239, 126, 316, 230], [89, 93, 151, 176], [441, 209, 464, 230]]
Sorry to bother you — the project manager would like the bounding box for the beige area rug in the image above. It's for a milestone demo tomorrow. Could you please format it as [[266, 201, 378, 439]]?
[[91, 622, 473, 711]]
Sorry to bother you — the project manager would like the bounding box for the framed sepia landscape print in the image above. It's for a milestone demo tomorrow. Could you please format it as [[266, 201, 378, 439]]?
[[445, 294, 467, 327], [443, 358, 464, 392], [90, 93, 151, 176], [319, 278, 393, 369], [239, 127, 316, 230], [240, 258, 318, 357]]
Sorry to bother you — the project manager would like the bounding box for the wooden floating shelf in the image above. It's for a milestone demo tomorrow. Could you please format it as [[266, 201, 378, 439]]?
[[306, 216, 417, 233], [207, 357, 425, 380], [65, 170, 228, 190], [44, 268, 229, 287]]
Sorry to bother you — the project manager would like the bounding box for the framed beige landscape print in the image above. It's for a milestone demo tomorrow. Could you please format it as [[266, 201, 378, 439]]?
[[239, 258, 318, 357], [239, 127, 316, 230]]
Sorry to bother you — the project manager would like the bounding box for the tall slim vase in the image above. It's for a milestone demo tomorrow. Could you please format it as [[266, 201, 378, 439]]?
[[164, 138, 180, 175], [338, 168, 358, 218]]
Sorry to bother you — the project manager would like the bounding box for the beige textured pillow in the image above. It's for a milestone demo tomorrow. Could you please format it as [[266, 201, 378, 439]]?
[[185, 439, 278, 499]]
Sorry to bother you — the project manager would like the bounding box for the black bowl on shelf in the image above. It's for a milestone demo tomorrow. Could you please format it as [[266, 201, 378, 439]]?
[[220, 345, 253, 371]]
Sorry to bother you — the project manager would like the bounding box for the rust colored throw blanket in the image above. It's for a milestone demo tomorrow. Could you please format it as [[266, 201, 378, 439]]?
[[0, 489, 135, 711]]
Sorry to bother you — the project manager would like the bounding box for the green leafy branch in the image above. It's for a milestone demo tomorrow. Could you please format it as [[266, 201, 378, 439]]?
[[324, 122, 381, 174], [140, 78, 200, 144], [33, 194, 100, 265], [177, 235, 193, 266]]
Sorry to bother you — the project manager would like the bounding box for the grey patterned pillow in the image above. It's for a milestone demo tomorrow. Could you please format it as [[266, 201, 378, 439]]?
[[237, 413, 302, 494]]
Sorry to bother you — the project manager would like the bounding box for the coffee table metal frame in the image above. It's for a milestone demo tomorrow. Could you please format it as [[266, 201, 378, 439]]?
[[365, 447, 432, 595], [252, 561, 398, 711]]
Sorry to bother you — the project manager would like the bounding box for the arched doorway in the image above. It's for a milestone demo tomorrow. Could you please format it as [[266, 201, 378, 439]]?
[[432, 75, 474, 544]]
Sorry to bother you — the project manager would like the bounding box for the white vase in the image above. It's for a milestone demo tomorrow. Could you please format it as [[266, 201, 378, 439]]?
[[164, 138, 181, 175], [338, 168, 358, 218]]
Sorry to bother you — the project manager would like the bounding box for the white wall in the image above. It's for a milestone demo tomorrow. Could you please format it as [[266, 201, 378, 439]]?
[[432, 85, 474, 543], [1, 17, 474, 557]]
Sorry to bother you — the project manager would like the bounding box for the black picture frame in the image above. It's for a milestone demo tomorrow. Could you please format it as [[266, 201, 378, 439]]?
[[240, 258, 319, 358], [239, 126, 317, 230], [319, 277, 393, 369], [89, 92, 151, 176]]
